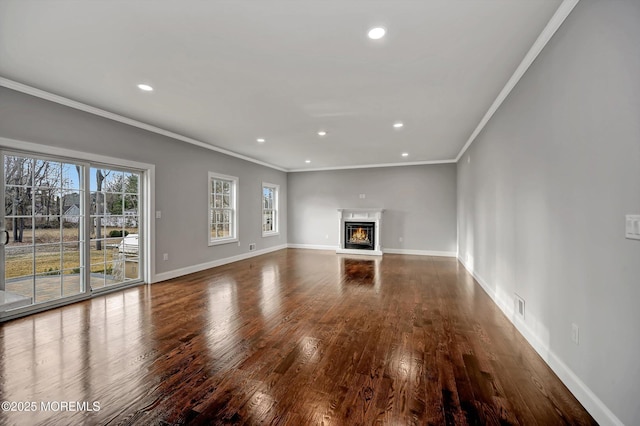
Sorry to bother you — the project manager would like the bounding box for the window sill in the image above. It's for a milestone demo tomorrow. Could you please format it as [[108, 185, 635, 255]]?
[[209, 237, 238, 247], [262, 232, 279, 238]]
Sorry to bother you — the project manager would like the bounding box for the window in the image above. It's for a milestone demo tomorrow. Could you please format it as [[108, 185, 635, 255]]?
[[209, 172, 238, 245], [262, 182, 279, 236]]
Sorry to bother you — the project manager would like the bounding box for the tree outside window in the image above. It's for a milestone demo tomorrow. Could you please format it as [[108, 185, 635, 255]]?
[[262, 183, 279, 236], [209, 172, 238, 245]]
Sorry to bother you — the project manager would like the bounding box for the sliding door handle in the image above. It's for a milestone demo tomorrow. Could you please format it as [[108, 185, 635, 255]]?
[[3, 230, 8, 245]]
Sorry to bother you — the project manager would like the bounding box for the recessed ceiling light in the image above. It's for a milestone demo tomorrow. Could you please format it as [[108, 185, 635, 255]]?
[[401, 152, 409, 157], [368, 27, 386, 40], [393, 122, 404, 129], [317, 130, 327, 137], [305, 159, 311, 164], [137, 83, 153, 91], [256, 138, 266, 143]]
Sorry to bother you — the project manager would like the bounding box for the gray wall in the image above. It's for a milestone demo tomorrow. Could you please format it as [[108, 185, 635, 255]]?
[[457, 1, 640, 424], [288, 165, 457, 253], [0, 87, 288, 277]]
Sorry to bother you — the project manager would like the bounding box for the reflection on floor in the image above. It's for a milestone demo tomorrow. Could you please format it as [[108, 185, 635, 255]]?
[[342, 258, 376, 285], [0, 249, 596, 425]]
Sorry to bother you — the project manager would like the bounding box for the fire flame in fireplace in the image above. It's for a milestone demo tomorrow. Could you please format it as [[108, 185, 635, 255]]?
[[350, 227, 370, 243]]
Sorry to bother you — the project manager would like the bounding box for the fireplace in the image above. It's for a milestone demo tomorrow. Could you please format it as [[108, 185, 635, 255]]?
[[337, 208, 383, 256], [344, 222, 375, 250]]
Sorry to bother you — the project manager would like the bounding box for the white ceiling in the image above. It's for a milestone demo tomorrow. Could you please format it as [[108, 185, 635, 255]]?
[[0, 0, 565, 171]]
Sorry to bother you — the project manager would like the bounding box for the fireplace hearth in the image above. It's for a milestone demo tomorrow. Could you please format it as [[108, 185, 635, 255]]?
[[337, 208, 383, 256]]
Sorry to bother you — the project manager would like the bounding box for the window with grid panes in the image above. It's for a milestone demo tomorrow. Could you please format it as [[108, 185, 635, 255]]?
[[262, 183, 279, 236], [208, 172, 238, 245]]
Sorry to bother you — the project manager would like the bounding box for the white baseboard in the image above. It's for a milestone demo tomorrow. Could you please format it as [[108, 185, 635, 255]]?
[[457, 256, 623, 426], [287, 244, 338, 251], [383, 248, 457, 257], [152, 244, 287, 283], [288, 244, 457, 258], [336, 248, 383, 256]]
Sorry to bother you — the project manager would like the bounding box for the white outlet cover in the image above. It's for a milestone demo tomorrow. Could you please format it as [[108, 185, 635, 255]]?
[[626, 215, 640, 240], [514, 294, 525, 319], [571, 323, 580, 345]]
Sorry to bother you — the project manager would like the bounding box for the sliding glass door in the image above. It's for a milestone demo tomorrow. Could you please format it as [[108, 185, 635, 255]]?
[[1, 152, 86, 308], [1, 151, 144, 316], [89, 167, 141, 289]]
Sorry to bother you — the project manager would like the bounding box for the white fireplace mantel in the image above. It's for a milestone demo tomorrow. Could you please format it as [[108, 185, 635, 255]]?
[[337, 208, 384, 256]]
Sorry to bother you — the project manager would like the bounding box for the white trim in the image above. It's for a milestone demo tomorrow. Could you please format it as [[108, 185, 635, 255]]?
[[1, 292, 90, 322], [287, 244, 338, 251], [287, 245, 456, 258], [0, 77, 286, 172], [383, 248, 456, 257], [0, 78, 455, 173], [261, 182, 279, 237], [152, 244, 287, 283], [208, 171, 238, 246], [337, 208, 384, 213], [289, 159, 456, 173], [336, 248, 383, 256], [145, 166, 156, 284], [208, 237, 238, 246], [0, 136, 154, 171], [455, 0, 580, 162], [457, 255, 623, 426]]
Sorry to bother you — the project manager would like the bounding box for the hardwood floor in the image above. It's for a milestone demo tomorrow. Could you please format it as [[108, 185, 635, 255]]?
[[0, 249, 596, 425]]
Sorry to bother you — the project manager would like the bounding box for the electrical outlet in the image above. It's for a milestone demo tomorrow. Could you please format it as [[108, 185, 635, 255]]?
[[155, 211, 162, 219], [249, 243, 256, 251], [625, 215, 640, 240], [163, 253, 169, 261], [514, 294, 525, 319], [571, 323, 579, 345], [359, 193, 366, 199]]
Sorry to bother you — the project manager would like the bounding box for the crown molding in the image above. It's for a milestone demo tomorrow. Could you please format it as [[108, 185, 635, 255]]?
[[0, 77, 287, 172], [1, 77, 455, 173], [455, 0, 580, 162], [288, 159, 456, 173], [0, 0, 579, 173]]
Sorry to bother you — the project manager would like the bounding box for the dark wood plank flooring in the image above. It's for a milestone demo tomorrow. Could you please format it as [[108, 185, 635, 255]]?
[[0, 249, 596, 425]]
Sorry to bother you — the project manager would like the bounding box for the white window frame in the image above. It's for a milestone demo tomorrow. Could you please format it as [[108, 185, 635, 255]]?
[[261, 182, 279, 237], [208, 172, 238, 246]]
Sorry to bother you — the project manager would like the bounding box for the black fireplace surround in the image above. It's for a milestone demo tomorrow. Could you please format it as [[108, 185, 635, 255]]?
[[344, 221, 375, 250]]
